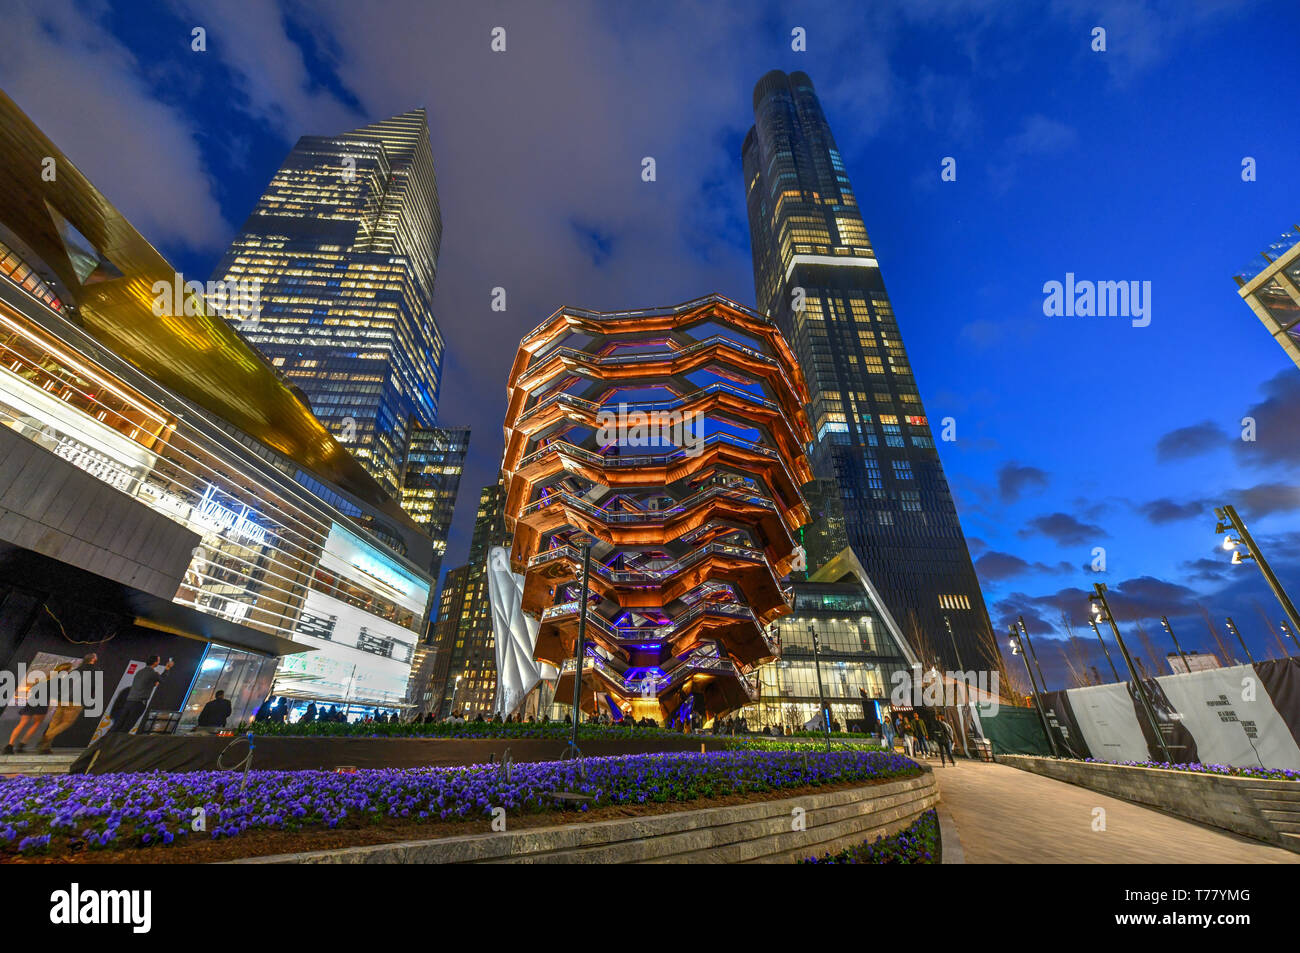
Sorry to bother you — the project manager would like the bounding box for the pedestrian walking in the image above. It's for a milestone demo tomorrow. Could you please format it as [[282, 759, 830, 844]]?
[[38, 653, 98, 753], [4, 668, 51, 754]]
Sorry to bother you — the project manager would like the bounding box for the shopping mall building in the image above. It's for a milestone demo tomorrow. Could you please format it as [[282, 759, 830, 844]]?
[[0, 92, 434, 745]]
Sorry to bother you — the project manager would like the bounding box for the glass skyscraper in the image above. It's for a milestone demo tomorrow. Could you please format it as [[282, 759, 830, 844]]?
[[401, 424, 469, 580], [743, 70, 996, 672], [212, 109, 445, 500]]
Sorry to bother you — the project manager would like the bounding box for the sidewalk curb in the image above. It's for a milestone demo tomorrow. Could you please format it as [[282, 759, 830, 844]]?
[[937, 802, 965, 864]]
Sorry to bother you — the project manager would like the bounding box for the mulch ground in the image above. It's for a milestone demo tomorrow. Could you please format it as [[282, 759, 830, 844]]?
[[4, 773, 913, 864]]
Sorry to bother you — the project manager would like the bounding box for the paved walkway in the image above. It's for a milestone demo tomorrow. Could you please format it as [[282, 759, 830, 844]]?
[[930, 758, 1299, 864]]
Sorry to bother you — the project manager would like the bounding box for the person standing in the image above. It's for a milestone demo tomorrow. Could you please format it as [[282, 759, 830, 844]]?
[[881, 713, 895, 752], [914, 715, 931, 757], [110, 656, 173, 733], [196, 689, 233, 729], [900, 716, 914, 758], [935, 713, 957, 766], [38, 653, 98, 753]]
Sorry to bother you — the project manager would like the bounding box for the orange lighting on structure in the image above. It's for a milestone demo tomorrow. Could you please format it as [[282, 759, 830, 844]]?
[[502, 295, 813, 723]]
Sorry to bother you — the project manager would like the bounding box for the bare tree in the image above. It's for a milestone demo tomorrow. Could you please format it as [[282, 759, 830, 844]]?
[[1253, 599, 1290, 660], [1197, 603, 1234, 665], [1055, 611, 1097, 687], [1132, 617, 1165, 675]]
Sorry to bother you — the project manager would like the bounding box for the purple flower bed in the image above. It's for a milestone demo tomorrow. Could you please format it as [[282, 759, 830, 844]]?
[[0, 749, 919, 856], [1082, 758, 1300, 781], [801, 808, 939, 864]]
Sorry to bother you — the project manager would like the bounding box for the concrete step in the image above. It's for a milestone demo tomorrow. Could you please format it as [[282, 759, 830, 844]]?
[[1259, 815, 1300, 834], [0, 749, 79, 776], [1252, 797, 1300, 813], [1242, 787, 1300, 804]]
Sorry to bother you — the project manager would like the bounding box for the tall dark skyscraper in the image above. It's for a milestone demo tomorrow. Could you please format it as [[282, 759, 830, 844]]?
[[426, 481, 513, 716], [743, 70, 995, 671], [212, 109, 445, 500]]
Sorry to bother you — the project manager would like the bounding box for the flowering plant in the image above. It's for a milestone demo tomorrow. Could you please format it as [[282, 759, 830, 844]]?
[[0, 749, 919, 856], [1081, 758, 1299, 781], [801, 809, 939, 864]]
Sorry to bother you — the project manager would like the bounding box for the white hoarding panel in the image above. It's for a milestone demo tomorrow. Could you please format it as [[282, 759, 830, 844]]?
[[1156, 663, 1300, 770]]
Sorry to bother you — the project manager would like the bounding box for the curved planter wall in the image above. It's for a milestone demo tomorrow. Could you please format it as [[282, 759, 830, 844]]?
[[231, 770, 938, 864], [1002, 755, 1300, 852]]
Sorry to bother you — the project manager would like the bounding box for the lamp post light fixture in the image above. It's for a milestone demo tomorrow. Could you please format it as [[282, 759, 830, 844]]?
[[1216, 504, 1300, 639], [1008, 623, 1058, 757], [1089, 583, 1173, 763], [1088, 617, 1122, 682], [1017, 615, 1052, 701], [808, 623, 832, 750], [1224, 616, 1255, 664], [1160, 616, 1191, 673], [1281, 621, 1300, 656]]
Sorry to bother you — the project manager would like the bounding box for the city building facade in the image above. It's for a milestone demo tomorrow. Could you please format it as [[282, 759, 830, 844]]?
[[0, 93, 435, 742], [400, 424, 469, 580], [743, 69, 996, 672], [502, 295, 813, 724], [425, 482, 513, 716], [1235, 225, 1300, 371], [210, 109, 452, 534]]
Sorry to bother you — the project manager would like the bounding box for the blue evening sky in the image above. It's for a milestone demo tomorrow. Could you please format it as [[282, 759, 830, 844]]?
[[3, 0, 1298, 686]]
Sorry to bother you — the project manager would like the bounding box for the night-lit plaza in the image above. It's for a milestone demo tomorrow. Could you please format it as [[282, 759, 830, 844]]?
[[0, 1, 1297, 932]]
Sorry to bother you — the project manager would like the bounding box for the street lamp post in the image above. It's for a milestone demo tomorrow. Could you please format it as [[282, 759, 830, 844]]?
[[1088, 617, 1122, 682], [1017, 616, 1051, 699], [1008, 624, 1058, 756], [1090, 583, 1173, 763], [1160, 616, 1190, 673], [943, 615, 971, 758], [569, 541, 593, 750], [808, 623, 832, 750], [1225, 616, 1255, 664], [1216, 504, 1300, 638]]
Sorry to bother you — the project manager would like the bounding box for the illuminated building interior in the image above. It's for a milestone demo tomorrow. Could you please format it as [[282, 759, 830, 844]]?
[[0, 90, 434, 719], [211, 110, 447, 505], [744, 70, 995, 672]]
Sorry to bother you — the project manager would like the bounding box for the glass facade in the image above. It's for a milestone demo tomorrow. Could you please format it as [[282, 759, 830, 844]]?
[[1235, 225, 1300, 371], [212, 110, 447, 506], [0, 91, 437, 719], [179, 644, 279, 728], [400, 424, 469, 580], [743, 70, 996, 671], [0, 281, 433, 710], [427, 482, 514, 716], [737, 581, 911, 731]]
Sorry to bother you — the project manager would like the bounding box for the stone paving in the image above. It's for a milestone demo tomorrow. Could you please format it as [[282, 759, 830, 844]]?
[[929, 757, 1300, 864]]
